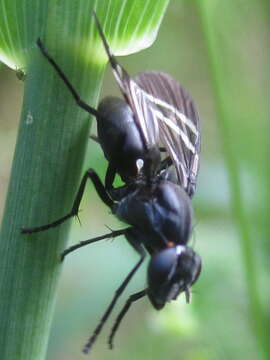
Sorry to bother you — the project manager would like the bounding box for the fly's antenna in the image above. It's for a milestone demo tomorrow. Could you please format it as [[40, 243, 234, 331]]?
[[37, 38, 100, 118]]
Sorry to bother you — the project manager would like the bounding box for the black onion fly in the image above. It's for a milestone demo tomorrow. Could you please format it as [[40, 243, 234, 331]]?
[[22, 12, 202, 354]]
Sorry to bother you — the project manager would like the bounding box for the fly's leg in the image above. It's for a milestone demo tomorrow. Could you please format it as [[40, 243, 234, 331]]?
[[83, 229, 146, 354], [158, 156, 172, 173], [108, 289, 147, 349], [21, 169, 113, 234], [105, 162, 127, 201], [37, 39, 100, 118], [60, 228, 131, 261], [105, 162, 117, 192]]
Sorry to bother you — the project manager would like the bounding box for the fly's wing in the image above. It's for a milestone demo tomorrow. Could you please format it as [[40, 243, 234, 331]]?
[[93, 12, 159, 149], [135, 71, 200, 197], [94, 13, 200, 196]]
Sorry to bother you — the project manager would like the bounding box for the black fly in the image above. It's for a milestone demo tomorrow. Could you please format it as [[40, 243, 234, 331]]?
[[22, 12, 202, 354]]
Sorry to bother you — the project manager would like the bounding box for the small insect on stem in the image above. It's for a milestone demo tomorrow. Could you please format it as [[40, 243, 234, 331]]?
[[22, 11, 202, 354]]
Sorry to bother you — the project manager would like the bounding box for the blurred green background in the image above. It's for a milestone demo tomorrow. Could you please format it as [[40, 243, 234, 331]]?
[[0, 1, 269, 359]]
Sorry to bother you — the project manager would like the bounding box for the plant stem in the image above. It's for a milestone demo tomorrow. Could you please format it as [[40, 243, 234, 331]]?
[[0, 44, 104, 360]]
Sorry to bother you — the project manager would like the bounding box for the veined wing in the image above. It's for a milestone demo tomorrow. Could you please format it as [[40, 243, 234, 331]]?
[[94, 13, 200, 196], [135, 71, 200, 197]]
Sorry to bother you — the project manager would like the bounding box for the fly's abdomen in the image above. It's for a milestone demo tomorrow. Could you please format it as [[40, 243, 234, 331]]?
[[97, 97, 145, 180]]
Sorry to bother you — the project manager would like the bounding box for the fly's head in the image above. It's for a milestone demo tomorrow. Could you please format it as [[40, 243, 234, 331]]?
[[147, 245, 201, 309]]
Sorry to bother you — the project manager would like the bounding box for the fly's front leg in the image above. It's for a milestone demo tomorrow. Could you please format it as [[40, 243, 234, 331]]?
[[108, 289, 147, 349], [83, 229, 146, 354], [21, 169, 113, 234]]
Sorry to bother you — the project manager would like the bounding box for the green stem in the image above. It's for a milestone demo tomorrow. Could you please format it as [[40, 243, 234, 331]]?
[[0, 43, 104, 360], [197, 3, 269, 359]]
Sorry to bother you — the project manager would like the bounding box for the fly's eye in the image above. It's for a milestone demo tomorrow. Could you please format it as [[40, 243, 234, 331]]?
[[190, 253, 202, 285], [147, 248, 177, 289], [174, 249, 202, 288]]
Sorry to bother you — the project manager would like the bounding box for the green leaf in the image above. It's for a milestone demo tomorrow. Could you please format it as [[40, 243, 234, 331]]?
[[0, 0, 169, 70]]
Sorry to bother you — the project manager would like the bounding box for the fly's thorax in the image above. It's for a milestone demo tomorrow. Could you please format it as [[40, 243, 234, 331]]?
[[114, 180, 193, 246], [151, 180, 193, 245], [147, 245, 202, 310]]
